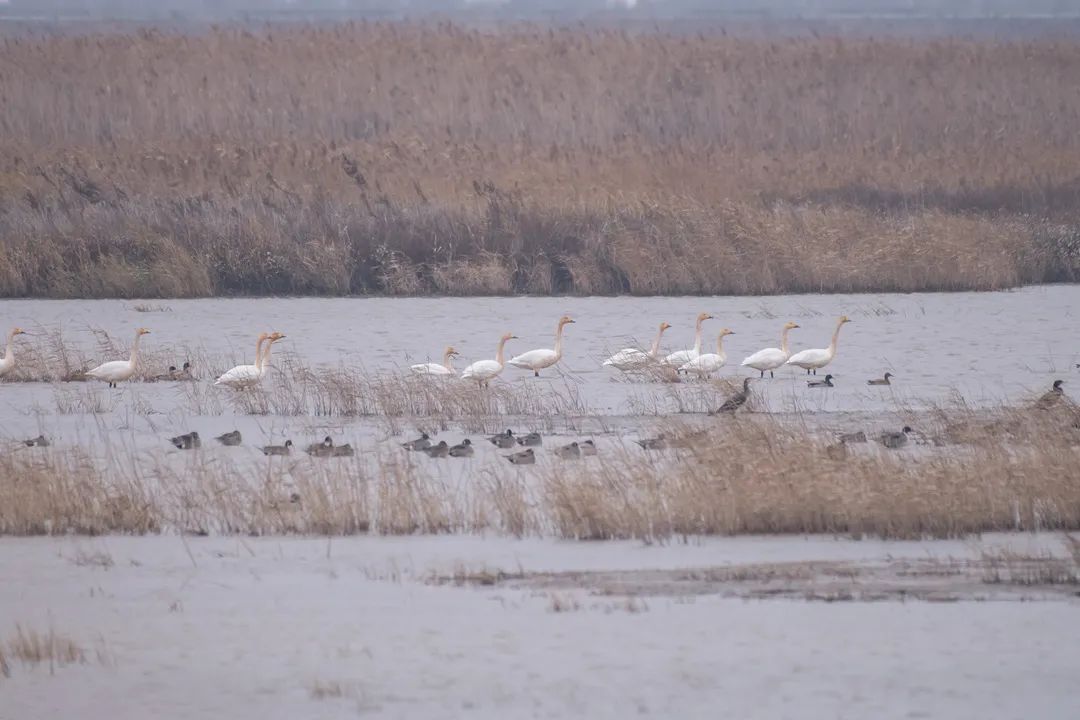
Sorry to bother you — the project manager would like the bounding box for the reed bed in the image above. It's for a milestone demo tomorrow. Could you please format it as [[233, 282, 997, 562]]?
[[2, 25, 1079, 297], [3, 404, 1078, 540]]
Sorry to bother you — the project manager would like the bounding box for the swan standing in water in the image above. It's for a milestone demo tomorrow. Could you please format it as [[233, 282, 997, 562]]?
[[741, 321, 800, 378], [680, 328, 734, 379], [602, 322, 671, 370], [509, 316, 575, 377], [0, 327, 27, 378], [215, 332, 285, 388], [411, 346, 460, 376], [786, 316, 851, 375], [663, 313, 713, 370], [86, 328, 150, 388], [461, 332, 517, 388]]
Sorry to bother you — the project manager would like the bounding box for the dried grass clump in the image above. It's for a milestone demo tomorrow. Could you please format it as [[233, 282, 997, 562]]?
[[1, 26, 1078, 297], [6, 626, 85, 669]]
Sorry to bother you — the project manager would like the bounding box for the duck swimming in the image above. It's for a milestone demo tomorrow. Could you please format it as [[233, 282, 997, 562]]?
[[215, 430, 242, 446], [262, 440, 293, 456], [808, 374, 834, 388], [449, 439, 474, 457], [867, 372, 893, 386]]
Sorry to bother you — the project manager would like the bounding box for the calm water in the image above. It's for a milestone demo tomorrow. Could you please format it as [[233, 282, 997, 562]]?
[[0, 286, 1077, 449]]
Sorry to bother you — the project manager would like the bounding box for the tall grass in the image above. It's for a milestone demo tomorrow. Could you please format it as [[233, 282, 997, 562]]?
[[1, 25, 1079, 296]]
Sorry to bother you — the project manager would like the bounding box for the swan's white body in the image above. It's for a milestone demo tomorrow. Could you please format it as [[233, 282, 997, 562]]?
[[741, 321, 799, 377], [603, 322, 670, 370], [0, 327, 26, 378], [786, 317, 851, 374], [462, 333, 516, 387], [509, 317, 574, 376], [411, 347, 458, 376], [663, 313, 713, 369], [86, 328, 150, 386], [215, 333, 268, 388], [680, 329, 733, 378]]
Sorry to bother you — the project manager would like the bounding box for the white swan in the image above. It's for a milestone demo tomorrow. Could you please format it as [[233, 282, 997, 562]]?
[[680, 328, 734, 379], [786, 316, 851, 375], [461, 332, 517, 388], [603, 322, 671, 370], [86, 328, 150, 387], [215, 331, 285, 388], [741, 321, 800, 378], [662, 312, 713, 369], [411, 346, 459, 376], [0, 327, 26, 378], [508, 316, 575, 377]]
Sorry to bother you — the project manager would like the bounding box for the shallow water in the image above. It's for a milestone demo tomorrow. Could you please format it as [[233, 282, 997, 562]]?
[[0, 286, 1076, 451]]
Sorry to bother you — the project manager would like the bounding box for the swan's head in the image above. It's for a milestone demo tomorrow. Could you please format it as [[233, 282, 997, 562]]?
[[558, 316, 575, 326], [696, 312, 714, 323], [137, 328, 151, 336], [444, 346, 460, 357], [659, 322, 672, 331], [1053, 379, 1064, 389], [784, 321, 800, 330], [500, 332, 517, 342], [11, 327, 25, 336], [719, 328, 734, 337], [268, 332, 286, 342], [838, 316, 851, 325]]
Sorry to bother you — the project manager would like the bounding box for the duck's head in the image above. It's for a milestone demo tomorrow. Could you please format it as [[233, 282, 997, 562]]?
[[463, 438, 472, 445], [884, 372, 893, 379], [902, 426, 913, 433], [824, 374, 834, 381], [322, 436, 333, 446], [285, 440, 293, 447], [183, 362, 192, 370], [1053, 379, 1065, 389]]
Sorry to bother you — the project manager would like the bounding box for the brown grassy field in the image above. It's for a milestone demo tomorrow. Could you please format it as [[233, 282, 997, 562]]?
[[2, 24, 1079, 296]]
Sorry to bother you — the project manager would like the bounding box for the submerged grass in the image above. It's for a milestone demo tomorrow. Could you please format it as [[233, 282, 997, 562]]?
[[2, 25, 1079, 297]]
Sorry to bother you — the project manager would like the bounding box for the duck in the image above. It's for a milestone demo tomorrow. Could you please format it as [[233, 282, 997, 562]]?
[[579, 439, 597, 456], [86, 328, 150, 388], [174, 362, 195, 380], [713, 378, 753, 414], [262, 440, 293, 456], [680, 328, 735, 379], [425, 441, 450, 458], [448, 439, 474, 457], [516, 432, 542, 447], [508, 316, 575, 377], [868, 372, 893, 386], [786, 316, 851, 375], [603, 322, 671, 370], [838, 431, 867, 444], [879, 426, 913, 449], [0, 327, 26, 379], [740, 321, 799, 378], [505, 448, 536, 465], [401, 432, 431, 451], [808, 374, 834, 388], [488, 429, 515, 448], [169, 431, 200, 450], [152, 366, 180, 382], [23, 434, 50, 447], [555, 442, 581, 460], [215, 430, 242, 446], [663, 313, 713, 370], [331, 443, 355, 457], [306, 436, 335, 456], [635, 435, 667, 450], [1035, 380, 1065, 410], [461, 332, 517, 388], [411, 346, 460, 377]]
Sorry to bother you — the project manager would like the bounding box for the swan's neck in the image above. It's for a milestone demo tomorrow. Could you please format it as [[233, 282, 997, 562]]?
[[780, 326, 792, 355], [261, 340, 276, 370], [442, 351, 456, 371], [693, 319, 704, 353], [254, 337, 268, 370], [3, 330, 14, 363], [649, 326, 668, 358], [495, 337, 509, 366], [553, 323, 567, 360], [715, 334, 727, 355], [128, 332, 143, 367], [827, 321, 845, 357]]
